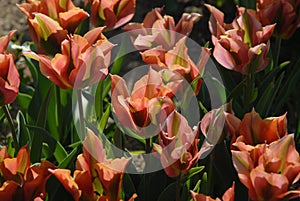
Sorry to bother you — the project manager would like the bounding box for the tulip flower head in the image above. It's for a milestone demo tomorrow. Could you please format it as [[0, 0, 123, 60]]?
[[85, 0, 136, 30], [24, 27, 114, 89], [111, 68, 183, 138], [200, 102, 241, 145], [207, 5, 275, 74], [50, 129, 135, 201], [232, 135, 300, 201], [256, 0, 300, 39], [190, 183, 235, 201], [153, 111, 212, 177], [234, 109, 288, 146], [0, 30, 20, 106], [124, 8, 209, 94], [0, 146, 56, 201], [18, 0, 89, 54]]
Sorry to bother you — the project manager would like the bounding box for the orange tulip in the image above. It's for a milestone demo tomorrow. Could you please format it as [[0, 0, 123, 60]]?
[[200, 103, 241, 145], [237, 109, 287, 145], [111, 68, 183, 137], [18, 0, 89, 54], [124, 8, 208, 94], [257, 0, 300, 39], [0, 146, 56, 201], [0, 30, 20, 106], [85, 0, 136, 30], [124, 7, 200, 50], [206, 4, 275, 74], [153, 111, 212, 177], [24, 27, 114, 89], [232, 135, 300, 201], [51, 129, 135, 201], [190, 183, 235, 201]]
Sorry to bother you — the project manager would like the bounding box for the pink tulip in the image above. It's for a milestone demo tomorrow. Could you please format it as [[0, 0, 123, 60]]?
[[85, 0, 136, 30], [24, 27, 114, 89], [0, 146, 56, 201], [111, 68, 182, 137], [207, 4, 275, 74], [257, 0, 300, 39], [124, 8, 209, 94], [51, 129, 135, 201], [190, 183, 235, 201], [124, 7, 201, 50], [232, 135, 300, 200], [0, 30, 20, 106], [153, 111, 212, 177], [200, 102, 241, 145], [18, 0, 89, 54]]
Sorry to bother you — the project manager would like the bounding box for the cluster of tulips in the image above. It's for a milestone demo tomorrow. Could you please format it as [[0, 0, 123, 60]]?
[[0, 0, 300, 200]]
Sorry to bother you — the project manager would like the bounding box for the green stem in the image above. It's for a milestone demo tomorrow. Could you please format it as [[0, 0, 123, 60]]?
[[244, 74, 253, 113], [55, 86, 63, 139], [2, 105, 19, 151], [96, 80, 104, 120], [77, 89, 86, 138], [273, 37, 282, 69], [207, 150, 215, 196], [176, 172, 182, 201]]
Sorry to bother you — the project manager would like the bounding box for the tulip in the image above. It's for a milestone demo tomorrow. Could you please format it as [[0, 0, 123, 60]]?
[[232, 135, 300, 201], [124, 7, 201, 50], [256, 0, 300, 39], [24, 27, 114, 89], [18, 0, 89, 54], [0, 30, 20, 106], [206, 4, 275, 74], [153, 111, 212, 177], [124, 8, 208, 94], [200, 102, 241, 145], [111, 68, 182, 137], [0, 146, 56, 201], [237, 109, 287, 145], [85, 0, 136, 30], [190, 183, 235, 201], [51, 129, 135, 201]]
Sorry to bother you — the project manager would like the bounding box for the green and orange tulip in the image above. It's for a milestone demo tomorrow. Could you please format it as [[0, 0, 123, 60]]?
[[0, 30, 20, 106], [24, 27, 114, 89], [85, 0, 136, 30], [257, 0, 300, 39], [207, 4, 275, 74]]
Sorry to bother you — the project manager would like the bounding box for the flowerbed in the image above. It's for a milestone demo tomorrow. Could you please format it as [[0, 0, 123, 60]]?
[[0, 0, 300, 201]]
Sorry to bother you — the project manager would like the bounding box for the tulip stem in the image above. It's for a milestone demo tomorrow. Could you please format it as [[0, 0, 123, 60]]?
[[176, 172, 182, 201], [207, 150, 215, 196], [273, 37, 282, 68], [243, 74, 253, 113], [2, 105, 19, 151], [77, 89, 86, 137]]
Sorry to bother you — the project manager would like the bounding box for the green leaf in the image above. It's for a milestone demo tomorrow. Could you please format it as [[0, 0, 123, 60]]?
[[58, 146, 81, 169], [110, 38, 126, 74], [203, 72, 227, 105], [27, 125, 57, 162], [157, 182, 177, 201], [36, 84, 54, 128], [16, 111, 31, 147], [200, 172, 208, 194], [99, 104, 111, 132], [186, 166, 205, 181], [53, 141, 68, 164], [123, 174, 136, 199]]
